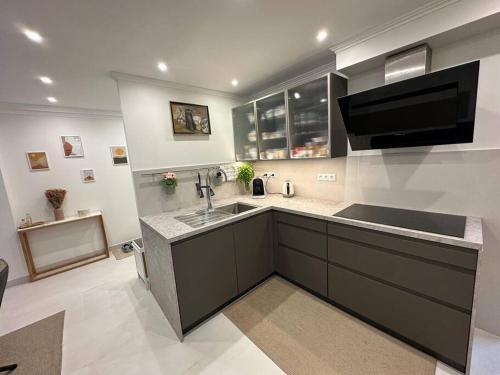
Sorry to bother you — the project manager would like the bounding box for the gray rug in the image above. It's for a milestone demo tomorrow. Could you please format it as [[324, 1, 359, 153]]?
[[0, 311, 65, 375], [225, 277, 436, 375]]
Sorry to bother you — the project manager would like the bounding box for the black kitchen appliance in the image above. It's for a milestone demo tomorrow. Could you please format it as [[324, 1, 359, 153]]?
[[252, 177, 265, 199], [333, 204, 466, 238], [337, 61, 480, 150]]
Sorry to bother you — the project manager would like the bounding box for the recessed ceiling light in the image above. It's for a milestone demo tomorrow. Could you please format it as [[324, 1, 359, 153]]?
[[157, 62, 167, 72], [316, 29, 328, 42], [320, 98, 327, 103], [47, 96, 58, 103], [39, 76, 53, 85], [231, 79, 239, 87], [294, 92, 301, 99], [24, 29, 43, 43]]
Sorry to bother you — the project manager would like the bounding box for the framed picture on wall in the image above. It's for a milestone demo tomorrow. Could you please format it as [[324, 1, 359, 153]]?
[[26, 151, 50, 171], [110, 146, 128, 165], [80, 169, 96, 183], [61, 135, 84, 158], [170, 101, 211, 135]]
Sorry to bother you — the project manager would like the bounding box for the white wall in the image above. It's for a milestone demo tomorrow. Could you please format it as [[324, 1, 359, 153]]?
[[115, 74, 244, 217], [115, 75, 242, 172], [344, 28, 500, 335], [0, 165, 27, 282], [0, 110, 141, 281]]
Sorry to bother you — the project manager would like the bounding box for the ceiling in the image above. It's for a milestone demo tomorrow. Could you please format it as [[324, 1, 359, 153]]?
[[0, 0, 434, 111]]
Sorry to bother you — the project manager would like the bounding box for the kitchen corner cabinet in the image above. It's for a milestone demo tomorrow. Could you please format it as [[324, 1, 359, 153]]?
[[171, 226, 238, 331], [233, 213, 274, 292], [256, 92, 289, 160], [232, 103, 258, 161]]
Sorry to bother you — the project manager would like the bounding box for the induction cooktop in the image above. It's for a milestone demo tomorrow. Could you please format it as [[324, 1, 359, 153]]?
[[333, 204, 466, 238]]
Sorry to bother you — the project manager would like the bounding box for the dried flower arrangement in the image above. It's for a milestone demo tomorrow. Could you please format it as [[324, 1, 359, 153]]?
[[45, 188, 67, 209]]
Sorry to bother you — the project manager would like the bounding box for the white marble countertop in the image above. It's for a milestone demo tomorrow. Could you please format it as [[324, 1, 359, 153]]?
[[140, 195, 483, 250]]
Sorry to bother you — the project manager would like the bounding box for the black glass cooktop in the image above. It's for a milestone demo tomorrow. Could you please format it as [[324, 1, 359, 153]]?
[[333, 204, 466, 238]]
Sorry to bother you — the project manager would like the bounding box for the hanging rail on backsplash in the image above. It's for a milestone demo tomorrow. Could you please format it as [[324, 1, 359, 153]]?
[[137, 161, 237, 177]]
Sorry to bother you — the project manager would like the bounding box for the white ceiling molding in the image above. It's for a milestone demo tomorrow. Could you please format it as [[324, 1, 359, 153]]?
[[330, 0, 460, 54], [0, 102, 122, 119], [249, 59, 340, 101], [110, 71, 243, 100]]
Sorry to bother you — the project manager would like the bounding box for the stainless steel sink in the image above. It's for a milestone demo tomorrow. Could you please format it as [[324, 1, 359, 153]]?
[[174, 203, 259, 228], [216, 202, 259, 214]]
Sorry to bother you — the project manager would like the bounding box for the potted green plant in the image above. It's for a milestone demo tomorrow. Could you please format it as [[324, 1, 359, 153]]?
[[160, 172, 177, 194], [236, 162, 255, 192]]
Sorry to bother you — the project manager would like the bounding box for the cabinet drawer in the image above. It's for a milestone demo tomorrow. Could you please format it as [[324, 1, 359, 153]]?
[[328, 222, 478, 270], [329, 265, 470, 370], [277, 246, 327, 296], [328, 237, 475, 311], [278, 222, 326, 259], [275, 211, 326, 233]]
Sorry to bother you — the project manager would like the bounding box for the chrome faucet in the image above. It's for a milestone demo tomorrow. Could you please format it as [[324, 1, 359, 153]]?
[[199, 167, 227, 211]]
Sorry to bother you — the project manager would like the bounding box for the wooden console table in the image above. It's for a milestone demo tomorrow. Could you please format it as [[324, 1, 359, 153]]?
[[17, 211, 109, 281]]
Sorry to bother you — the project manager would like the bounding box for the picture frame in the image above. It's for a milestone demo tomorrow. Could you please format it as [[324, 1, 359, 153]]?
[[61, 135, 84, 158], [80, 169, 96, 183], [170, 101, 211, 135], [110, 146, 128, 166], [26, 151, 50, 171]]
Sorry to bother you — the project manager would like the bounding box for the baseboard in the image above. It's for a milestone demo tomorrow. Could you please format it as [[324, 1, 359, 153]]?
[[6, 275, 30, 288]]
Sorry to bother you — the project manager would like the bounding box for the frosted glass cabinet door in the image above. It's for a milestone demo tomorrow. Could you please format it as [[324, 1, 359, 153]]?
[[256, 92, 289, 160], [288, 77, 329, 158], [232, 103, 258, 161]]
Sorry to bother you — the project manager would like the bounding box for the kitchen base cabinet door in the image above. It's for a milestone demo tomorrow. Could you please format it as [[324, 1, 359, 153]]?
[[277, 245, 327, 296], [329, 265, 470, 371], [233, 213, 274, 293], [172, 226, 238, 331]]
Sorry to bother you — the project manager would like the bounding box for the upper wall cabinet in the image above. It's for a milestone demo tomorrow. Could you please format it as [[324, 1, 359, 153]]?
[[288, 77, 329, 158], [232, 103, 258, 161], [256, 92, 289, 160], [232, 73, 347, 161]]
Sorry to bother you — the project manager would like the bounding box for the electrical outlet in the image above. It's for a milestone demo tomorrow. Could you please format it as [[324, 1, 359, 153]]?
[[264, 171, 276, 178], [318, 173, 336, 182]]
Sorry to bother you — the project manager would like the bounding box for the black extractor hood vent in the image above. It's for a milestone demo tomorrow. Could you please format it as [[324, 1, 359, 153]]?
[[337, 60, 480, 151]]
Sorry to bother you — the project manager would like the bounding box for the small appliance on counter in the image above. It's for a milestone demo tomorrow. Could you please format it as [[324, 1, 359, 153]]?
[[252, 177, 266, 199], [282, 180, 294, 198]]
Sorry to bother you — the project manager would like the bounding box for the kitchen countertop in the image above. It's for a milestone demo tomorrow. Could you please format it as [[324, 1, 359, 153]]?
[[140, 195, 483, 250]]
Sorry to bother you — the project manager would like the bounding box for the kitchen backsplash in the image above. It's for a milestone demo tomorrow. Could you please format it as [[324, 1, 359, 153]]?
[[132, 169, 243, 217], [253, 158, 346, 202]]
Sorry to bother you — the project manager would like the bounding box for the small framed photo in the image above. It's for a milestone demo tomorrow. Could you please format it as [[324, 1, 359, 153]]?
[[26, 151, 50, 171], [80, 169, 95, 183], [110, 146, 128, 165], [170, 101, 211, 135], [61, 135, 84, 158]]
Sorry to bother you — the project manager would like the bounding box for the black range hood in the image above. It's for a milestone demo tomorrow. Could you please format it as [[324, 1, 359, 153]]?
[[337, 61, 480, 151]]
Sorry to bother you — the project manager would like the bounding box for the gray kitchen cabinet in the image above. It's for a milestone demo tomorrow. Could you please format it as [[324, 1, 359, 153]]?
[[288, 74, 347, 158], [171, 226, 238, 331], [274, 212, 328, 296], [256, 92, 289, 160], [277, 245, 327, 296], [327, 222, 478, 372], [233, 212, 274, 292], [232, 103, 258, 161], [329, 265, 471, 371]]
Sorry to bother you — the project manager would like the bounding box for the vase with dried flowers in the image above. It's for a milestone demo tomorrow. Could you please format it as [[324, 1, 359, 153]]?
[[160, 172, 177, 194], [45, 188, 67, 221]]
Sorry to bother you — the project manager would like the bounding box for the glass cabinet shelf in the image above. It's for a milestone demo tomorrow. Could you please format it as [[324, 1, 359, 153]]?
[[232, 103, 258, 161], [256, 92, 289, 160], [288, 76, 329, 158]]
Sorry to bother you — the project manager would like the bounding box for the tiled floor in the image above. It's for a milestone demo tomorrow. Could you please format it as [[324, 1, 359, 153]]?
[[1, 257, 499, 375]]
